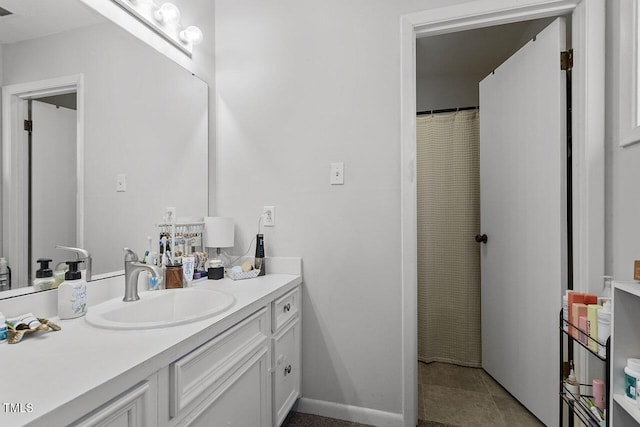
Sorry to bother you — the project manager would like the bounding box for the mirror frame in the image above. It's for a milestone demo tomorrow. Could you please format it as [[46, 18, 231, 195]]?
[[618, 0, 640, 147], [2, 74, 85, 287]]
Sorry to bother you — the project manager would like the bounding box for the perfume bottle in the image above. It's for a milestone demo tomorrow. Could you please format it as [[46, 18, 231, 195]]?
[[254, 234, 265, 276]]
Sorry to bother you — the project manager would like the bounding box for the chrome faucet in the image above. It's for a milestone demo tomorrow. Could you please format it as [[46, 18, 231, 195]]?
[[123, 248, 160, 302], [56, 245, 92, 282]]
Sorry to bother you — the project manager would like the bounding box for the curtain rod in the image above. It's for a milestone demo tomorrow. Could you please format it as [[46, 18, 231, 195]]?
[[417, 106, 479, 116]]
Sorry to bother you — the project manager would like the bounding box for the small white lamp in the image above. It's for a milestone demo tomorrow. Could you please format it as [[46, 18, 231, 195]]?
[[204, 217, 234, 267]]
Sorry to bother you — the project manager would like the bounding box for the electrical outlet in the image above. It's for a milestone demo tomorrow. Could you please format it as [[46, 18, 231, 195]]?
[[263, 206, 275, 227], [116, 174, 126, 192]]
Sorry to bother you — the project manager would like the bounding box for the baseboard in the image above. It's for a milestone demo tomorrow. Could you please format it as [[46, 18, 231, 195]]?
[[296, 397, 404, 427]]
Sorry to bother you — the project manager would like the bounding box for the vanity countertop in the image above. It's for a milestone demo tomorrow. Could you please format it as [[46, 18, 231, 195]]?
[[0, 272, 302, 427]]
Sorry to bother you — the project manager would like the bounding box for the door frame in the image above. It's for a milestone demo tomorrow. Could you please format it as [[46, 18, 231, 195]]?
[[400, 1, 604, 425], [2, 74, 85, 288]]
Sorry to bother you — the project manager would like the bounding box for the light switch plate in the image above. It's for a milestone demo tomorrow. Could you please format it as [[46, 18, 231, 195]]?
[[330, 162, 344, 185], [116, 174, 126, 192]]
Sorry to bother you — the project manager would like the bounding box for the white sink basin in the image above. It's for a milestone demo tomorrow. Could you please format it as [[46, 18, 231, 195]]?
[[86, 288, 236, 330]]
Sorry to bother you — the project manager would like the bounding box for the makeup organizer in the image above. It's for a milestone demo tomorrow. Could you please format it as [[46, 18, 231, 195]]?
[[156, 216, 207, 272]]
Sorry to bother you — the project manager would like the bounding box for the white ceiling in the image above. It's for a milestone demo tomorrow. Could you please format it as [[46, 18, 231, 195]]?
[[416, 18, 555, 80], [0, 0, 106, 44]]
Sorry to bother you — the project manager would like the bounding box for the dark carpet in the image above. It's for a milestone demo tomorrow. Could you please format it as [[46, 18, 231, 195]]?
[[281, 412, 459, 427]]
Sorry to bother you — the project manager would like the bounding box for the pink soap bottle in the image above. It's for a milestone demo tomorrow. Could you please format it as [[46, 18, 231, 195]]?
[[593, 379, 606, 410]]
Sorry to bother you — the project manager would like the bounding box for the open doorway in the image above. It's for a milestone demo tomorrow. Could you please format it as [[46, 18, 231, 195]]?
[[416, 18, 555, 367], [401, 3, 605, 427], [415, 18, 558, 426], [29, 93, 78, 283], [2, 75, 84, 288]]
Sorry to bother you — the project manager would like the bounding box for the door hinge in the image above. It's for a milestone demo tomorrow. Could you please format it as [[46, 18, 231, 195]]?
[[561, 49, 573, 71], [23, 119, 33, 132]]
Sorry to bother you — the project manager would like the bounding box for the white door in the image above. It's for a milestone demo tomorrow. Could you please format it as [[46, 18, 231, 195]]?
[[479, 18, 566, 426], [31, 100, 77, 275]]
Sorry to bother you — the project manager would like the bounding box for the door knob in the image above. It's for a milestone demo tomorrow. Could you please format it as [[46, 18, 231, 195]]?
[[475, 234, 488, 244]]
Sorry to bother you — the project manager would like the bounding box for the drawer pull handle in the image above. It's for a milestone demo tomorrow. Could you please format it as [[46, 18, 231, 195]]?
[[284, 303, 291, 313], [284, 365, 292, 375]]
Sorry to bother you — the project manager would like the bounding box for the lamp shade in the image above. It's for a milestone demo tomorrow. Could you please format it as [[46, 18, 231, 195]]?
[[204, 217, 234, 248]]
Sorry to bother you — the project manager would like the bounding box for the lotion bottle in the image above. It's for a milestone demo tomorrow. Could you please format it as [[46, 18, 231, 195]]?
[[33, 258, 56, 291], [58, 260, 87, 319], [597, 300, 611, 357], [565, 366, 579, 400]]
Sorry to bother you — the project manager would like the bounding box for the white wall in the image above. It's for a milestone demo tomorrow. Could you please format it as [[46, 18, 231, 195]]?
[[416, 75, 478, 112], [3, 23, 208, 275], [214, 0, 469, 418], [609, 0, 640, 280]]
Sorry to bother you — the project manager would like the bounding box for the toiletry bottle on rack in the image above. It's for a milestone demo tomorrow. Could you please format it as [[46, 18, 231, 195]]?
[[0, 312, 6, 343], [565, 365, 579, 400], [597, 300, 611, 357], [33, 258, 56, 291], [601, 275, 612, 299], [58, 260, 87, 319], [254, 233, 265, 276], [0, 257, 11, 291]]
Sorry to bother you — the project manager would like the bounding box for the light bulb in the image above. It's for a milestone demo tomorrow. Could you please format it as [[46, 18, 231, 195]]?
[[153, 2, 180, 25], [179, 26, 203, 45]]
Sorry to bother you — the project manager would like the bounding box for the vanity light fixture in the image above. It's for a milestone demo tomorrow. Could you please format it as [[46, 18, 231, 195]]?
[[111, 0, 203, 57], [153, 2, 180, 25], [180, 26, 203, 45]]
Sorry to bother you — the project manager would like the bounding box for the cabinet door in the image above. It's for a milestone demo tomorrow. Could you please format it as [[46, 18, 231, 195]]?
[[181, 348, 270, 427], [272, 318, 301, 426], [169, 309, 268, 418], [71, 379, 157, 427]]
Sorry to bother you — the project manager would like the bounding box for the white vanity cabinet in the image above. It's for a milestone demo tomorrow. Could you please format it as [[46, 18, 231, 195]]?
[[271, 287, 301, 426], [10, 275, 302, 427]]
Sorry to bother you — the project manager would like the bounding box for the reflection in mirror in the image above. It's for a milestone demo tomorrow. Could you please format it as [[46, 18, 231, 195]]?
[[0, 0, 209, 298], [31, 95, 78, 278], [618, 0, 640, 146]]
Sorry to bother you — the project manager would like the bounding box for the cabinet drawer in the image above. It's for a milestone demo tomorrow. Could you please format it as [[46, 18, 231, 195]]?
[[170, 308, 268, 418], [272, 318, 301, 426], [272, 287, 300, 332]]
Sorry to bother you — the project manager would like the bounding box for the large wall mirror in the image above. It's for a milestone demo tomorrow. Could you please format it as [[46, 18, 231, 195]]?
[[0, 0, 209, 297]]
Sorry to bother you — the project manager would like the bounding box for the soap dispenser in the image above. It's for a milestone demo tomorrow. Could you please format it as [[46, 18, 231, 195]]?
[[33, 258, 56, 291], [58, 260, 87, 319]]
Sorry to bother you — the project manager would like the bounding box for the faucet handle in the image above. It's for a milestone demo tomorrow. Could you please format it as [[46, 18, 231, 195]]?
[[123, 248, 139, 262], [56, 245, 90, 259]]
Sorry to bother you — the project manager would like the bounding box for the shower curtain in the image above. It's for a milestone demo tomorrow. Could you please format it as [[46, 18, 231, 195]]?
[[416, 110, 481, 367]]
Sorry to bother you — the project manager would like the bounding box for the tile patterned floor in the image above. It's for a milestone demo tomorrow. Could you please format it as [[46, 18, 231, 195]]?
[[282, 361, 544, 426], [419, 362, 545, 427]]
